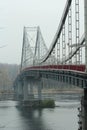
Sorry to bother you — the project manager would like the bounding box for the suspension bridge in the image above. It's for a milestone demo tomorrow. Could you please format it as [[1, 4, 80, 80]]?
[[14, 0, 87, 129]]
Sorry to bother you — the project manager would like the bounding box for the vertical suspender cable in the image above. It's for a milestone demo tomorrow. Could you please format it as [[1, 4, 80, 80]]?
[[62, 24, 66, 66], [75, 0, 80, 64], [68, 5, 72, 64], [57, 38, 60, 65]]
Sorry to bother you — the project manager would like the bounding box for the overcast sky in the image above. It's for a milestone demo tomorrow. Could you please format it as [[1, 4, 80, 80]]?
[[0, 0, 84, 64]]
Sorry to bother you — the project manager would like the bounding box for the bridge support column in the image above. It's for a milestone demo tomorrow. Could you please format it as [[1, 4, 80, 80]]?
[[23, 77, 29, 101], [29, 81, 34, 100], [84, 0, 87, 125], [84, 88, 87, 130], [79, 88, 87, 130], [17, 81, 23, 100], [38, 81, 42, 101], [14, 84, 19, 100], [81, 88, 87, 130]]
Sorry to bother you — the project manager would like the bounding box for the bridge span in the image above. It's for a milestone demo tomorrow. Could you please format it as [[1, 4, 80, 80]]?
[[14, 0, 87, 129]]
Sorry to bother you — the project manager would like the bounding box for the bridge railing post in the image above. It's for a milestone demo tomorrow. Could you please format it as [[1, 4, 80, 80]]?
[[81, 88, 87, 130]]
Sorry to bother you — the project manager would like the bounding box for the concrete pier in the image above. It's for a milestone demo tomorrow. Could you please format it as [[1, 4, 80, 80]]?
[[23, 77, 29, 101], [18, 81, 23, 100], [83, 88, 87, 130], [79, 88, 87, 130], [38, 81, 42, 101]]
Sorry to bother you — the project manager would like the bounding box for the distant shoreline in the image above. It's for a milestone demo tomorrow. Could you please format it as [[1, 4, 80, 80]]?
[[41, 88, 83, 94]]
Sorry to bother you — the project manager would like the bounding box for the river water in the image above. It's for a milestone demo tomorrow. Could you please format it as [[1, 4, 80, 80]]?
[[0, 94, 81, 130]]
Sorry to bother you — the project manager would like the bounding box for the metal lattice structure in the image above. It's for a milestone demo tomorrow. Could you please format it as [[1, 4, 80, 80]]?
[[37, 0, 84, 66], [21, 0, 85, 71], [21, 26, 48, 70]]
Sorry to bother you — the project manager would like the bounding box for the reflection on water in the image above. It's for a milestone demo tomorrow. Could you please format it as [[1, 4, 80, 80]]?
[[0, 96, 80, 130]]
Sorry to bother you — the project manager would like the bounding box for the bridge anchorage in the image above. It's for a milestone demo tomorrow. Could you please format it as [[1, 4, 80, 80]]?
[[14, 0, 87, 129]]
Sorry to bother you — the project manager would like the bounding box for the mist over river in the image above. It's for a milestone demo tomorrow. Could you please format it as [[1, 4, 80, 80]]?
[[0, 93, 81, 130]]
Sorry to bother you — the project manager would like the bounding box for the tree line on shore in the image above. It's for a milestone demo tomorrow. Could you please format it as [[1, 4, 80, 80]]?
[[0, 63, 19, 93]]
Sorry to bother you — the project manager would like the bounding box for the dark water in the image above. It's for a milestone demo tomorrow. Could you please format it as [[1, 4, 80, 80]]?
[[0, 95, 80, 130]]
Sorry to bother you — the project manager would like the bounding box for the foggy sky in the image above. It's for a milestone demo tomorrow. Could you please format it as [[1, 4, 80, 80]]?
[[0, 0, 84, 64]]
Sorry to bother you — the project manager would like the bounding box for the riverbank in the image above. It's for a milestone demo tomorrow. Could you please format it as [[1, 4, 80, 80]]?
[[41, 88, 83, 94]]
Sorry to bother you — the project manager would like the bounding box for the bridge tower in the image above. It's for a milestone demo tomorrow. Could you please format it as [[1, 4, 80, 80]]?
[[85, 0, 87, 72], [80, 1, 87, 130], [15, 26, 49, 107]]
